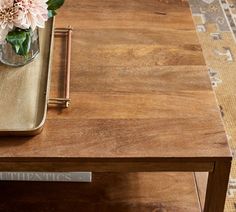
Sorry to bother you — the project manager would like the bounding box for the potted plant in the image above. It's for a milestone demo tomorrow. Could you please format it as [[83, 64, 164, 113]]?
[[0, 0, 64, 67]]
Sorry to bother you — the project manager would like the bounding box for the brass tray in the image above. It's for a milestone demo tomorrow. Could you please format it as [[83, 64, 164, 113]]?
[[0, 19, 55, 136]]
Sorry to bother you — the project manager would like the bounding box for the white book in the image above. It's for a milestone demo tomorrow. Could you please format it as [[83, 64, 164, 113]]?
[[0, 172, 92, 182]]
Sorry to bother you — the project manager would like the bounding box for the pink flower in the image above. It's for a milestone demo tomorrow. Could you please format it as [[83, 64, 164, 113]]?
[[15, 0, 48, 30], [0, 0, 18, 43]]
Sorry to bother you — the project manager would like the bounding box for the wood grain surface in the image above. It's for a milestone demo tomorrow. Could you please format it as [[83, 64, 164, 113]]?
[[0, 172, 200, 212], [0, 0, 231, 161]]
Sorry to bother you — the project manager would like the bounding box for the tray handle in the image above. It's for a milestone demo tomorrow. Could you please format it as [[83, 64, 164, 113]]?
[[49, 26, 72, 108]]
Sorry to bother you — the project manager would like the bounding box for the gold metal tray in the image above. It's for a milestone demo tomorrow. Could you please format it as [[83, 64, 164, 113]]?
[[0, 19, 55, 136]]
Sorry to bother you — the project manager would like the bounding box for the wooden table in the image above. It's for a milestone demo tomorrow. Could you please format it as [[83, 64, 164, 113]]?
[[0, 1, 232, 211]]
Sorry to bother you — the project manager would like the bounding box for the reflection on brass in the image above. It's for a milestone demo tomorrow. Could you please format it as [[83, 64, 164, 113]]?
[[0, 19, 55, 136], [49, 27, 72, 108]]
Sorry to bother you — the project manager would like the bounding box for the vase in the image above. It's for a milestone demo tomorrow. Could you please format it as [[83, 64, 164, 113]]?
[[0, 29, 40, 67]]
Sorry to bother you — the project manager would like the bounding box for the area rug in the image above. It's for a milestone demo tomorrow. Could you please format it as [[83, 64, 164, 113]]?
[[189, 0, 236, 211]]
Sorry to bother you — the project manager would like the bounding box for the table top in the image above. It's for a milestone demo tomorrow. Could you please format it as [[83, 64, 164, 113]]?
[[0, 0, 231, 161]]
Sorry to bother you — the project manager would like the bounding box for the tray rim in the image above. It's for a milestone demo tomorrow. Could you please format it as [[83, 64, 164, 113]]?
[[0, 18, 55, 136]]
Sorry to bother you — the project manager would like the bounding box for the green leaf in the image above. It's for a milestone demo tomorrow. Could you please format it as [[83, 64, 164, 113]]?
[[22, 31, 31, 55], [6, 29, 31, 57], [47, 0, 64, 11]]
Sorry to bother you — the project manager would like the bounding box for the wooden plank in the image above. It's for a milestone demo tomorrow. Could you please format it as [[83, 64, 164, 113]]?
[[61, 66, 212, 93], [0, 118, 229, 158], [0, 172, 201, 212], [47, 91, 221, 119], [56, 0, 205, 67]]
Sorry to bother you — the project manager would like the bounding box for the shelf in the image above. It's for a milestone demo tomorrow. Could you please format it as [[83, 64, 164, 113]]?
[[0, 172, 201, 212]]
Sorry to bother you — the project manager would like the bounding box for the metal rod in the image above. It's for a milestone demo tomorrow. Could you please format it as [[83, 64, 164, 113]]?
[[54, 32, 67, 36], [49, 27, 72, 108], [55, 27, 73, 31], [66, 27, 72, 108]]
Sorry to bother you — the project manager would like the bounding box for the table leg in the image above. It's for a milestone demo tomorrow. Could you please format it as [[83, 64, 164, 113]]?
[[204, 160, 231, 212]]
